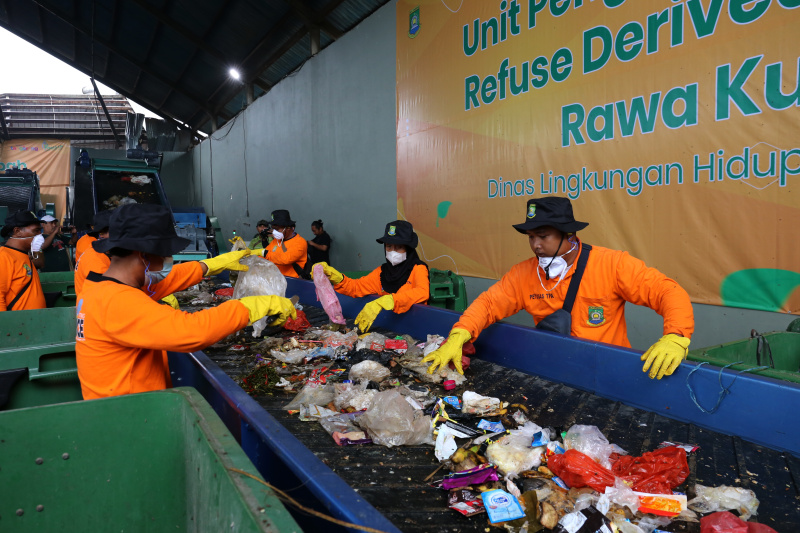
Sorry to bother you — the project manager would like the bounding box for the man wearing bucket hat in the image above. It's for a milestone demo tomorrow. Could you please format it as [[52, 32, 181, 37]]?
[[259, 209, 308, 278], [314, 220, 429, 333], [75, 210, 111, 260], [76, 204, 297, 400], [248, 219, 272, 250], [423, 197, 694, 380], [0, 210, 46, 311], [74, 210, 113, 295]]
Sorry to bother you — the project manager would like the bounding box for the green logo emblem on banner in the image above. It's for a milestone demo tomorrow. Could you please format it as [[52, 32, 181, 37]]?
[[587, 306, 605, 326], [388, 225, 397, 236], [527, 204, 536, 219], [409, 7, 420, 38]]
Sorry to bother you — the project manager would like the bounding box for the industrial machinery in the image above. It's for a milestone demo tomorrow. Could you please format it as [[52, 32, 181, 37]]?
[[71, 156, 218, 261], [0, 168, 54, 233]]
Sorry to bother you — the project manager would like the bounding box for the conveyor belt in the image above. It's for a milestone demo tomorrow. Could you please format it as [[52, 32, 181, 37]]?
[[202, 305, 800, 533]]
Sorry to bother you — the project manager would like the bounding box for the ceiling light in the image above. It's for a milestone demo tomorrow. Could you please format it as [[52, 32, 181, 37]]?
[[229, 68, 241, 80]]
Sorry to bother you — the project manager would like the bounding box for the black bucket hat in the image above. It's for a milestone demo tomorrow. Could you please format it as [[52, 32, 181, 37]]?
[[512, 197, 589, 234], [270, 210, 295, 227], [93, 204, 190, 256], [376, 220, 418, 248], [1, 210, 40, 238], [87, 210, 113, 237]]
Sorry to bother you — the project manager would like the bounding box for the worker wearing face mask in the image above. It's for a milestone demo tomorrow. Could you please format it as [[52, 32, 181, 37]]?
[[259, 210, 308, 278], [0, 210, 46, 311], [76, 204, 297, 400], [314, 220, 429, 333], [423, 197, 695, 380]]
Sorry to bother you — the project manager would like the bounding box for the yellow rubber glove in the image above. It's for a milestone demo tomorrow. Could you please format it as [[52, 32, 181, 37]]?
[[160, 294, 180, 310], [422, 328, 472, 375], [312, 262, 344, 284], [354, 295, 394, 333], [641, 333, 691, 379], [200, 249, 251, 276], [236, 295, 297, 326]]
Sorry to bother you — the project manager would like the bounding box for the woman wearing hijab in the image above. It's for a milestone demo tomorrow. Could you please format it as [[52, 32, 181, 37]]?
[[314, 220, 429, 332]]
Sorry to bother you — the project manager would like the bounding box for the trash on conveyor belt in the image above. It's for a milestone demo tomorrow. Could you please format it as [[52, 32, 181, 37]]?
[[175, 280, 789, 533]]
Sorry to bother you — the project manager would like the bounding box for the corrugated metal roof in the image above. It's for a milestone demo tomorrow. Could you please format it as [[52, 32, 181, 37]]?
[[0, 93, 133, 148], [0, 0, 392, 137]]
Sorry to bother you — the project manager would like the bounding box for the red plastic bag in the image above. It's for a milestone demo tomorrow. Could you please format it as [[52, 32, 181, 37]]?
[[283, 309, 311, 331], [547, 449, 617, 492], [610, 446, 690, 494], [700, 511, 777, 533], [215, 287, 235, 297]]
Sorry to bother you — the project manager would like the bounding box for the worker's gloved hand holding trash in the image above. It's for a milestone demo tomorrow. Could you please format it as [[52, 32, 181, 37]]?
[[423, 328, 471, 375], [237, 295, 297, 326], [641, 333, 690, 379], [312, 262, 343, 284], [355, 295, 394, 333], [201, 249, 252, 276]]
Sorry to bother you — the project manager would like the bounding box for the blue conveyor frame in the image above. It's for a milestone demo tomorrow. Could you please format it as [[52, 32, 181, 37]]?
[[171, 278, 800, 532]]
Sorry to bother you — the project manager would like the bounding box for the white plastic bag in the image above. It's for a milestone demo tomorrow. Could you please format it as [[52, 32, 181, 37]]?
[[563, 424, 621, 469], [349, 360, 391, 382], [232, 256, 288, 337], [687, 484, 759, 520], [485, 421, 546, 478], [283, 382, 334, 411], [461, 391, 502, 415]]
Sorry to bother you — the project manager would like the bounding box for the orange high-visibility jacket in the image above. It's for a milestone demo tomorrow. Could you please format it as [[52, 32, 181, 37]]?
[[262, 235, 308, 278], [76, 262, 249, 400], [74, 234, 96, 260], [454, 243, 694, 347], [335, 264, 429, 313], [0, 246, 45, 311], [74, 245, 111, 295]]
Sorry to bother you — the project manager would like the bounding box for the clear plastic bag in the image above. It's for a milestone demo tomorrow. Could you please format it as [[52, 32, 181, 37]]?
[[269, 348, 309, 364], [283, 382, 334, 411], [485, 421, 546, 478], [320, 330, 358, 351], [356, 332, 389, 352], [461, 391, 502, 415], [334, 380, 376, 412], [312, 263, 346, 325], [563, 424, 620, 469], [232, 256, 288, 337], [349, 360, 391, 382], [688, 485, 760, 521], [357, 389, 433, 447], [604, 477, 640, 514]]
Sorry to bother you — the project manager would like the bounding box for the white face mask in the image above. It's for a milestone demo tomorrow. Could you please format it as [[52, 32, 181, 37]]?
[[142, 255, 174, 295], [538, 238, 577, 280], [386, 250, 406, 266], [272, 229, 284, 241]]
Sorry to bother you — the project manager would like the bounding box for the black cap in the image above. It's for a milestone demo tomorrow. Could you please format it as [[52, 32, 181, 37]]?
[[270, 210, 295, 227], [93, 204, 190, 256], [1, 210, 40, 238], [376, 220, 418, 248], [87, 210, 113, 237], [512, 197, 589, 234], [256, 219, 269, 227]]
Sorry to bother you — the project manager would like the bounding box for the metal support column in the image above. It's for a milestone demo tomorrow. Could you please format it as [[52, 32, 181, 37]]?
[[90, 78, 122, 148]]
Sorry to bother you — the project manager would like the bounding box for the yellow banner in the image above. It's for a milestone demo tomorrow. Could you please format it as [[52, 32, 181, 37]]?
[[397, 0, 800, 313], [0, 139, 71, 221]]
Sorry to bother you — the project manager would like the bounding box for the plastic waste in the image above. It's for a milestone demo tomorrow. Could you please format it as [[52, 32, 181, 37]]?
[[485, 421, 547, 478], [610, 446, 690, 494], [319, 412, 372, 445], [348, 360, 391, 382], [688, 485, 760, 521], [481, 489, 525, 524], [334, 380, 376, 412], [700, 511, 777, 533], [357, 389, 433, 447], [320, 330, 358, 351], [298, 404, 338, 421], [563, 424, 621, 469], [604, 478, 640, 514], [461, 390, 502, 415], [283, 382, 334, 411], [553, 505, 612, 533], [434, 424, 460, 461], [548, 449, 617, 493], [356, 332, 389, 352], [131, 175, 152, 185], [269, 348, 309, 364], [448, 489, 485, 517], [312, 263, 346, 324], [232, 256, 288, 337]]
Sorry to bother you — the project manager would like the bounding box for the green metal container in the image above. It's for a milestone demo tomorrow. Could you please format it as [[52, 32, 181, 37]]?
[[688, 327, 800, 384], [428, 268, 468, 313], [0, 388, 301, 532], [0, 306, 81, 410]]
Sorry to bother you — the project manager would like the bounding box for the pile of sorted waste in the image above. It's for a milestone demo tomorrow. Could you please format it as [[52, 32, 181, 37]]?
[[174, 260, 776, 533]]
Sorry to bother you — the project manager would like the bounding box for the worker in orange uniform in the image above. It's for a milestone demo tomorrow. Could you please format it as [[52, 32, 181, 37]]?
[[314, 220, 429, 333], [76, 204, 297, 400], [423, 197, 695, 380], [0, 210, 46, 311], [74, 210, 112, 295], [259, 209, 308, 278]]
